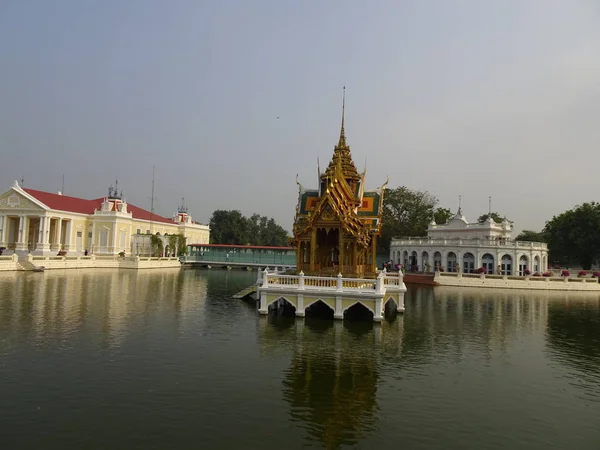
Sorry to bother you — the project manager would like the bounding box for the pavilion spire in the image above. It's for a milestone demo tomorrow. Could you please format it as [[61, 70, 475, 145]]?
[[323, 86, 360, 183], [338, 86, 346, 148]]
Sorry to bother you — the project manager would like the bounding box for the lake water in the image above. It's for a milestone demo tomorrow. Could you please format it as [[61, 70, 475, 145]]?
[[1, 269, 599, 450]]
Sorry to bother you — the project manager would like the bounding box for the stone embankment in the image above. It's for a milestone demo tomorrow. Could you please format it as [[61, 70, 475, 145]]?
[[0, 254, 181, 271]]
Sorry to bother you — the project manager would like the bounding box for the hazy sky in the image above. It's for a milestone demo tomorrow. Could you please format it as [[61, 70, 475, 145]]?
[[1, 0, 599, 234]]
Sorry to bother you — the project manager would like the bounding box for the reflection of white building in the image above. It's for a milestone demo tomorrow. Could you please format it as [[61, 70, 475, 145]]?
[[389, 208, 549, 275], [0, 180, 210, 257]]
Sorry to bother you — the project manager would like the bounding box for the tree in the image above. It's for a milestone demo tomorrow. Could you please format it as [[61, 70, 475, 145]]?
[[209, 210, 289, 246], [380, 186, 439, 253], [477, 212, 505, 223], [177, 233, 187, 256], [433, 207, 452, 225], [168, 234, 178, 256], [209, 210, 248, 245], [515, 230, 546, 242], [150, 234, 163, 257], [543, 202, 600, 269]]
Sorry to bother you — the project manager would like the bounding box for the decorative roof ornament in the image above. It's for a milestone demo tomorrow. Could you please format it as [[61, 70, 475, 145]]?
[[107, 180, 123, 200], [178, 197, 188, 214], [338, 85, 347, 148], [296, 174, 305, 195], [323, 86, 361, 183]]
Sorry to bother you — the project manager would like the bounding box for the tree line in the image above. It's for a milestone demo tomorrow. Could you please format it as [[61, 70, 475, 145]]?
[[209, 210, 290, 247], [208, 189, 600, 269]]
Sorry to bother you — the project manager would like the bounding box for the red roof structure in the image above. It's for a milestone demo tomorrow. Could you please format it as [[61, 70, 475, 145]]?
[[23, 188, 175, 224]]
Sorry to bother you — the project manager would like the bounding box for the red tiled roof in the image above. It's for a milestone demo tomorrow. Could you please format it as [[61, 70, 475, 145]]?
[[23, 188, 175, 224]]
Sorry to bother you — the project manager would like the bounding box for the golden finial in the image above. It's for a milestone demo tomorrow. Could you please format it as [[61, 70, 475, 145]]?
[[338, 86, 346, 147]]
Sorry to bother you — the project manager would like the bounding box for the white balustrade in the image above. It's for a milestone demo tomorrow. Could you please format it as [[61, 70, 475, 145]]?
[[391, 237, 547, 250], [260, 269, 405, 294]]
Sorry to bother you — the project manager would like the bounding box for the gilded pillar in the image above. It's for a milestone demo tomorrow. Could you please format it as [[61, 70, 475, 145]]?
[[371, 234, 377, 273], [338, 229, 344, 274], [296, 242, 302, 271], [310, 228, 317, 272]]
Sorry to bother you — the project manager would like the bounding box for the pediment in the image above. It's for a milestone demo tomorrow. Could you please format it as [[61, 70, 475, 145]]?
[[318, 204, 338, 222], [0, 189, 47, 211]]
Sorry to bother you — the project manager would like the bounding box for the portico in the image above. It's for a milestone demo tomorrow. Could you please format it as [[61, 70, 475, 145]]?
[[0, 211, 74, 256]]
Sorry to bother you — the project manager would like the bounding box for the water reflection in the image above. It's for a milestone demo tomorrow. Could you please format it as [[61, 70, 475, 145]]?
[[0, 269, 207, 351], [545, 294, 600, 397], [1, 270, 600, 449], [259, 317, 383, 450]]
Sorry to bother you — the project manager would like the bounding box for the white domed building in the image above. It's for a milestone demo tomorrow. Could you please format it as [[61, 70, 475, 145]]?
[[389, 208, 548, 275]]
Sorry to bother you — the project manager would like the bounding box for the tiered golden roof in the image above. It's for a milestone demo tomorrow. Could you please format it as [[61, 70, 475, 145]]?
[[291, 88, 387, 276]]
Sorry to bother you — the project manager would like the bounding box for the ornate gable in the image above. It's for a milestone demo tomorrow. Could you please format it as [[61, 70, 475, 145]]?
[[0, 185, 47, 211]]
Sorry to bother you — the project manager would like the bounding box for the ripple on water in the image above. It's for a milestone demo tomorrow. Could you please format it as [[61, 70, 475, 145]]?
[[1, 272, 600, 449]]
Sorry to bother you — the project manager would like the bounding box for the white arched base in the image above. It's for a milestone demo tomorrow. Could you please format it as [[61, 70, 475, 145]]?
[[257, 269, 407, 321]]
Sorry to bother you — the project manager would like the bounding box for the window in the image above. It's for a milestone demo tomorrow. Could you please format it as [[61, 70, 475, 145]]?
[[99, 230, 108, 248], [137, 229, 141, 234], [77, 231, 82, 237]]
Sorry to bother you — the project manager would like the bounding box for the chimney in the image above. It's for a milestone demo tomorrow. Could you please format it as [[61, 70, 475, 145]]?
[[58, 191, 62, 196]]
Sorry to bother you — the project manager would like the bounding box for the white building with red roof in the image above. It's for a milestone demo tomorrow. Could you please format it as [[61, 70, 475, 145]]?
[[0, 180, 210, 256]]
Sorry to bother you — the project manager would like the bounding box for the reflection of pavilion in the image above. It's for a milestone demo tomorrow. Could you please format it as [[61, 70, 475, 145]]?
[[258, 317, 399, 449]]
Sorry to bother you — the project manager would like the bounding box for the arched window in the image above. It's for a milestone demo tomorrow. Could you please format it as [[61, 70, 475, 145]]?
[[534, 256, 540, 273], [410, 251, 418, 271], [501, 254, 512, 275], [447, 252, 457, 272], [433, 252, 442, 270], [518, 255, 528, 276], [482, 253, 494, 273], [463, 252, 475, 273]]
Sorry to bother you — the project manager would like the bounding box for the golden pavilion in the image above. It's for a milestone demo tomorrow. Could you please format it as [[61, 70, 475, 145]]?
[[291, 89, 387, 277]]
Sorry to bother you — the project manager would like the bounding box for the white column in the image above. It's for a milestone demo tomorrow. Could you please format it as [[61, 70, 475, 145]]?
[[111, 222, 118, 254], [0, 215, 5, 246], [64, 220, 72, 251], [37, 216, 44, 245], [334, 296, 343, 320], [89, 225, 94, 253], [39, 217, 50, 254], [56, 218, 63, 249], [258, 291, 269, 315], [43, 218, 51, 245], [397, 292, 406, 313], [373, 298, 383, 322], [295, 294, 305, 317], [16, 215, 28, 251], [17, 215, 24, 243]]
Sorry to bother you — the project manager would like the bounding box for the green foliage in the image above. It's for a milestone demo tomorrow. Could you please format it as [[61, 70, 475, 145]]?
[[543, 202, 600, 269], [149, 234, 163, 257], [380, 186, 439, 253], [515, 230, 546, 242], [177, 233, 187, 256], [433, 207, 452, 225], [168, 234, 178, 256], [477, 212, 505, 223], [209, 210, 289, 246]]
